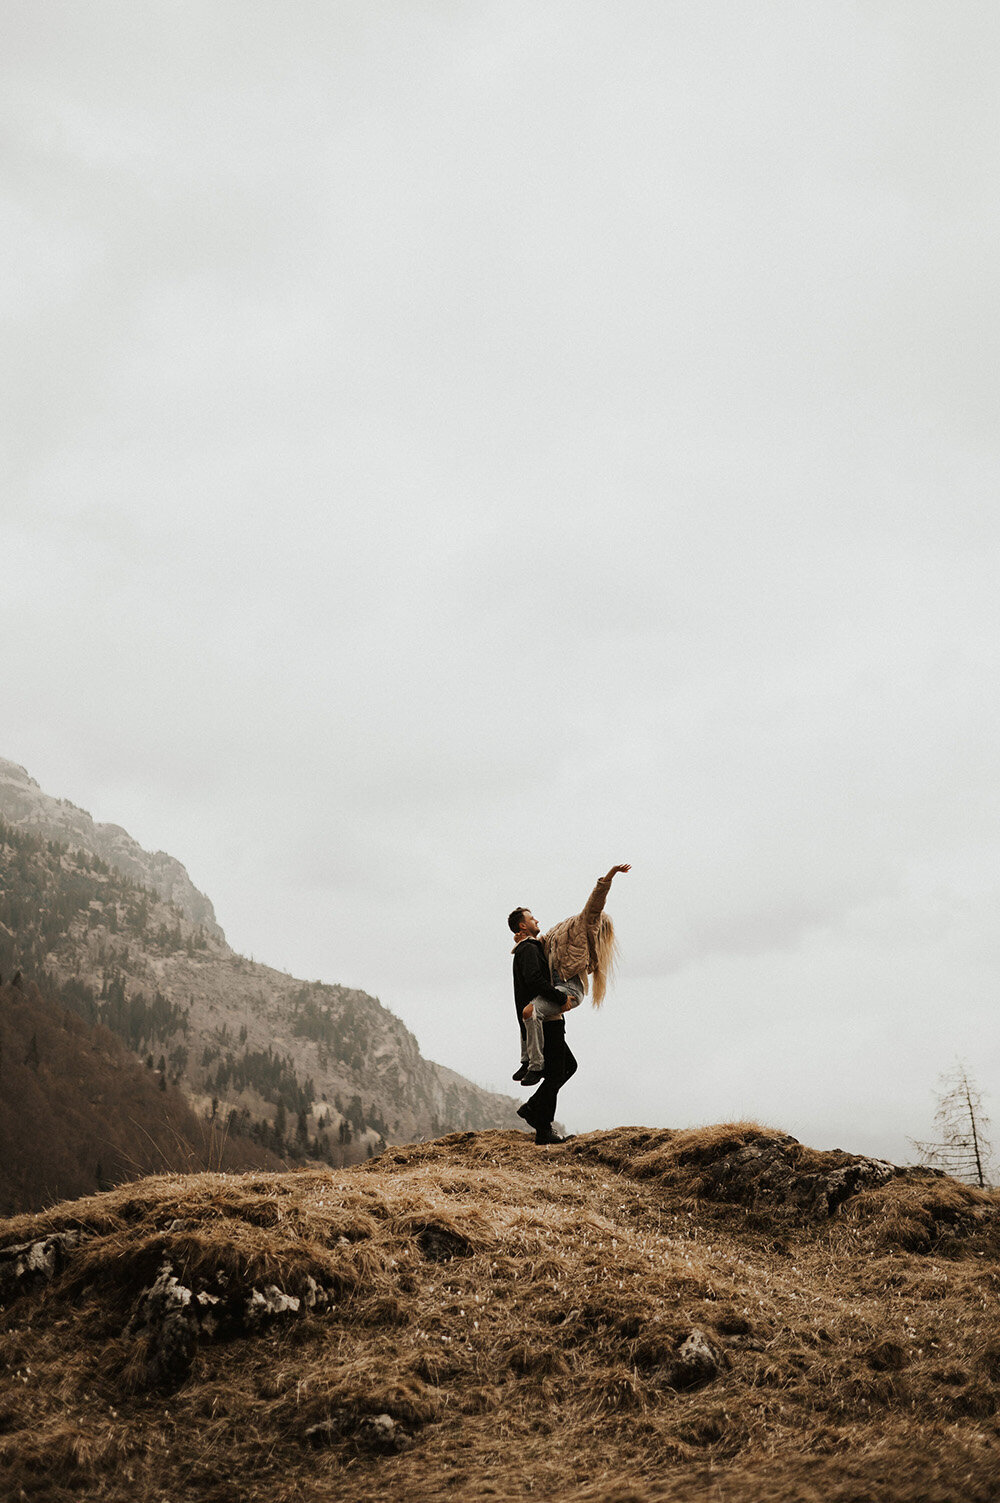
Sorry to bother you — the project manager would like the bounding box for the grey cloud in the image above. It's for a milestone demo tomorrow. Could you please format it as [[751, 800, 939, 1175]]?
[[4, 2, 1000, 1160]]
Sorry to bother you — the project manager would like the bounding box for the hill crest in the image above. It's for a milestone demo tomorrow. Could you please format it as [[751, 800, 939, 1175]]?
[[1, 1122, 998, 1501]]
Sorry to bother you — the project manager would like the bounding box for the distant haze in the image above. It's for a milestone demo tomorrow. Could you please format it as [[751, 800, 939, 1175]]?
[[3, 3, 1000, 1164]]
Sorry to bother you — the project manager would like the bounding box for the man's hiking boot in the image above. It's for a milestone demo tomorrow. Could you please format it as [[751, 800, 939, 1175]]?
[[511, 1063, 529, 1081], [534, 1129, 568, 1146], [520, 1068, 544, 1086]]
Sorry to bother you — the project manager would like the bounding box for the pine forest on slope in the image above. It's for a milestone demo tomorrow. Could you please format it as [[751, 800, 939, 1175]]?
[[0, 974, 286, 1214]]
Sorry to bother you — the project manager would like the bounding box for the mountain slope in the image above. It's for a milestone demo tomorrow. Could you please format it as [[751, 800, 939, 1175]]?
[[0, 976, 283, 1215], [1, 1123, 998, 1502], [0, 762, 521, 1167]]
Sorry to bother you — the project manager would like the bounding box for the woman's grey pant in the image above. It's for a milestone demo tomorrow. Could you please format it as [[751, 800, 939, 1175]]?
[[519, 978, 583, 1070]]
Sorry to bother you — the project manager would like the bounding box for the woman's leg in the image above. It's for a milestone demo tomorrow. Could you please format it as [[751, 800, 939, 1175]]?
[[524, 1010, 544, 1071]]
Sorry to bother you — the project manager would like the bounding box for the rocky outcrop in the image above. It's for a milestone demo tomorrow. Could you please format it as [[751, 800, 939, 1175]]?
[[0, 1225, 335, 1391], [570, 1125, 898, 1219], [0, 1230, 85, 1302], [127, 1258, 334, 1388], [305, 1411, 411, 1453], [0, 758, 223, 939], [673, 1129, 897, 1218], [570, 1124, 1000, 1249], [667, 1328, 724, 1390]]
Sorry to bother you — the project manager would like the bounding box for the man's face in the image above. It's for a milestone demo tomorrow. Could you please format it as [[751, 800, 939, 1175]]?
[[519, 910, 540, 938]]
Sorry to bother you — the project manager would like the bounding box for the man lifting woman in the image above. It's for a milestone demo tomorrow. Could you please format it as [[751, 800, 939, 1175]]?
[[507, 864, 630, 1145]]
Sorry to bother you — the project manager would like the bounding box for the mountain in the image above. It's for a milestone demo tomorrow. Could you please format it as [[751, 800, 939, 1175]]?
[[1, 1123, 998, 1502], [0, 759, 521, 1186], [0, 974, 284, 1215], [0, 759, 223, 938]]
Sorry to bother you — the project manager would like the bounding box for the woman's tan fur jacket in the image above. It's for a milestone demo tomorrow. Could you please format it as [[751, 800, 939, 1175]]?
[[542, 873, 618, 1006]]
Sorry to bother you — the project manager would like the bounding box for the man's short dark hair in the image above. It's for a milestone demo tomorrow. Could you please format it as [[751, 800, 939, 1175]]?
[[508, 907, 527, 935]]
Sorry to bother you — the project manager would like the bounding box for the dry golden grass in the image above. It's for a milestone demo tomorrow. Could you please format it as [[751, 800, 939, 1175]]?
[[1, 1123, 998, 1502]]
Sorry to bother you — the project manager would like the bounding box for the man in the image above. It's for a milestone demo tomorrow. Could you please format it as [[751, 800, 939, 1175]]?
[[508, 906, 576, 1145], [508, 864, 630, 1146]]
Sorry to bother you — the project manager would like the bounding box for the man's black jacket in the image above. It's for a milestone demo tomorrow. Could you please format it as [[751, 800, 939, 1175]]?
[[512, 938, 565, 1016]]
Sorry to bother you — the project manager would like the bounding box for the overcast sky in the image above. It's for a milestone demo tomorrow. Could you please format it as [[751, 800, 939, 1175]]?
[[4, 2, 1000, 1163]]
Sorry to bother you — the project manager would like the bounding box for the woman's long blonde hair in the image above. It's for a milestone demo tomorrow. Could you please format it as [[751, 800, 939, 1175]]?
[[590, 914, 619, 1007]]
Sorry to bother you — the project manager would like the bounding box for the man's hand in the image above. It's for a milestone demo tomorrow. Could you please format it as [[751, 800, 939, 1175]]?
[[522, 1002, 534, 1020], [604, 863, 631, 881]]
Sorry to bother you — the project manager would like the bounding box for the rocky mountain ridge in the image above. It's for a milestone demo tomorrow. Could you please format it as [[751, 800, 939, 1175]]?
[[0, 758, 223, 939], [0, 760, 521, 1161]]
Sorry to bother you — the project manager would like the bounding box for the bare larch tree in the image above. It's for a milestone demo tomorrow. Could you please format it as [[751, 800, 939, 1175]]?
[[911, 1063, 994, 1188]]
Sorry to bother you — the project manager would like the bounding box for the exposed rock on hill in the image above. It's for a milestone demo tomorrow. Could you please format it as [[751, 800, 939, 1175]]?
[[0, 1125, 998, 1502], [568, 1123, 998, 1250], [0, 758, 222, 938], [571, 1123, 899, 1217]]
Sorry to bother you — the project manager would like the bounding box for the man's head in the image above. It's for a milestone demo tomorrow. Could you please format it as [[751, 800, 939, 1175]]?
[[508, 907, 540, 939]]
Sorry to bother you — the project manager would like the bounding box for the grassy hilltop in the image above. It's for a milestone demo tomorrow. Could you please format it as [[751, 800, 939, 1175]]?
[[1, 1124, 999, 1503]]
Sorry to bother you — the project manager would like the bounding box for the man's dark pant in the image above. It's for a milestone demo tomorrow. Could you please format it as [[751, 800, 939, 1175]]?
[[524, 1017, 576, 1129]]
